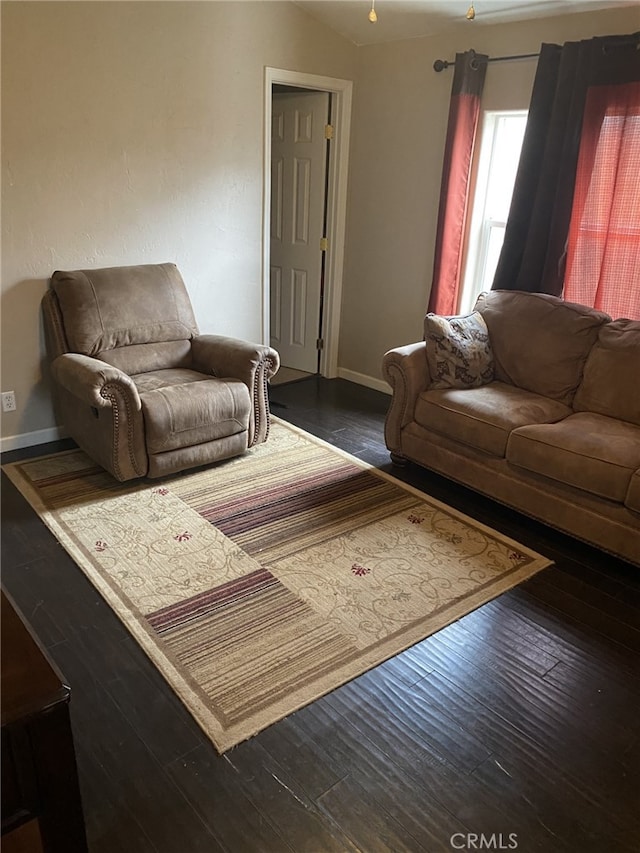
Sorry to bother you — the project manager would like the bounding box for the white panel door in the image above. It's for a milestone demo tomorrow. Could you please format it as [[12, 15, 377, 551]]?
[[270, 91, 329, 373]]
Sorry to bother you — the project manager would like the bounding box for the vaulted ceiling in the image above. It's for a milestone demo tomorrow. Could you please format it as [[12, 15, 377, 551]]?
[[294, 1, 639, 46]]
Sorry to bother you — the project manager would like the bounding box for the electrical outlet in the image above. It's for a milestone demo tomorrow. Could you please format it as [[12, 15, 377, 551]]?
[[2, 391, 17, 412]]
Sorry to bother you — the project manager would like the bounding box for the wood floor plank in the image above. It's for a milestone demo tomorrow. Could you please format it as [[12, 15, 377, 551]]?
[[59, 646, 225, 852], [316, 774, 432, 853], [404, 667, 637, 846], [1, 473, 67, 570], [289, 701, 472, 847], [245, 717, 349, 803], [166, 745, 297, 853], [221, 738, 362, 853], [75, 743, 160, 853], [524, 568, 640, 649], [100, 635, 206, 766], [322, 663, 493, 774], [419, 619, 639, 748], [469, 755, 635, 853], [105, 759, 224, 853], [402, 639, 640, 833], [481, 590, 639, 682], [541, 660, 639, 760], [551, 553, 640, 602], [418, 605, 561, 678], [290, 696, 551, 846], [460, 600, 640, 709], [1, 558, 70, 648]]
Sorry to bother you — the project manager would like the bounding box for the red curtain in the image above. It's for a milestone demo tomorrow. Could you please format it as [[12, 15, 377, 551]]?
[[428, 50, 487, 315], [563, 82, 640, 319]]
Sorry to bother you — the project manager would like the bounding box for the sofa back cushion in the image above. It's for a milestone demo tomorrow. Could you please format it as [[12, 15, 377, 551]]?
[[573, 319, 640, 425], [51, 263, 199, 358], [474, 290, 610, 405]]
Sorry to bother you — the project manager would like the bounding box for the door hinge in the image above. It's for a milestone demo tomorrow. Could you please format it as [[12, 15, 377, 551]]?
[[325, 124, 334, 140], [316, 338, 324, 351], [320, 237, 328, 252]]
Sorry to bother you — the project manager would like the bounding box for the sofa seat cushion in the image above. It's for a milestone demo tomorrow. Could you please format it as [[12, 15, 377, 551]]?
[[414, 381, 572, 458], [508, 413, 640, 503], [137, 371, 250, 455], [626, 470, 640, 514]]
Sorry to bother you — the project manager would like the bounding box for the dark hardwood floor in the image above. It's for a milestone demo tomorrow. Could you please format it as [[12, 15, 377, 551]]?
[[2, 377, 639, 853]]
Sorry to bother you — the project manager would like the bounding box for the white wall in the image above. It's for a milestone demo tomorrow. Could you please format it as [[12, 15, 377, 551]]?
[[340, 5, 640, 386], [1, 0, 356, 445]]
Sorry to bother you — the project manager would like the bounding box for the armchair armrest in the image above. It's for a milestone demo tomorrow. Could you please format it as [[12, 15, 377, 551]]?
[[51, 353, 141, 410], [382, 342, 430, 454], [191, 335, 279, 382], [50, 354, 146, 481], [191, 335, 280, 446]]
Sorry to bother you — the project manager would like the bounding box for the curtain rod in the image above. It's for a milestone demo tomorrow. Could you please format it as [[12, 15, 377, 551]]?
[[433, 52, 539, 72], [434, 34, 639, 72]]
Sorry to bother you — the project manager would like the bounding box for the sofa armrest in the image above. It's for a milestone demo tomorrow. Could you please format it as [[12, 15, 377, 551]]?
[[191, 335, 280, 446], [382, 342, 430, 454], [51, 353, 141, 410]]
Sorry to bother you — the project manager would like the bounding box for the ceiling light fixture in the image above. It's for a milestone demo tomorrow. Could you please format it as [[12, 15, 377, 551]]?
[[368, 0, 377, 23], [466, 2, 476, 20]]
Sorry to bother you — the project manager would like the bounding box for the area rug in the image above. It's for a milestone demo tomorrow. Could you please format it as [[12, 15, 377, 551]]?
[[3, 419, 551, 752]]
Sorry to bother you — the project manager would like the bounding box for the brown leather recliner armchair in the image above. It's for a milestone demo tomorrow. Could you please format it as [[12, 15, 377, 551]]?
[[42, 263, 280, 481]]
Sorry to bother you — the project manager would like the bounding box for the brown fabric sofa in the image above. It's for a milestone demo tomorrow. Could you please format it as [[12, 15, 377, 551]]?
[[42, 263, 280, 481], [382, 290, 640, 566]]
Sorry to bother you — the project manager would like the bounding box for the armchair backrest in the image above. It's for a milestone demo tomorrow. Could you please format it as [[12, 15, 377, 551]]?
[[47, 263, 199, 374]]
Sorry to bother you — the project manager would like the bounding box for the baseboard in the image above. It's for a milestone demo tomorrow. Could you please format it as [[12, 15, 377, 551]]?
[[1, 425, 66, 453], [337, 368, 391, 395]]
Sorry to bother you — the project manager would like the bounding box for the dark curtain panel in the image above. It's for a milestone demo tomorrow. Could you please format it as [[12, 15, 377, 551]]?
[[428, 50, 487, 315], [492, 32, 640, 295]]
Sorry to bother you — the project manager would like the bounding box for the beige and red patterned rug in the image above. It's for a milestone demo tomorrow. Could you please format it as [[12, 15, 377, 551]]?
[[4, 419, 551, 752]]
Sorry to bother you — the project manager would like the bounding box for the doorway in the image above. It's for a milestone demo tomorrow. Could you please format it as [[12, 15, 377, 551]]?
[[270, 87, 330, 377], [262, 69, 353, 380]]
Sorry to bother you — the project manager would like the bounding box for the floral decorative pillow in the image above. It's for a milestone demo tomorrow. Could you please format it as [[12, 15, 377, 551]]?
[[424, 311, 494, 390]]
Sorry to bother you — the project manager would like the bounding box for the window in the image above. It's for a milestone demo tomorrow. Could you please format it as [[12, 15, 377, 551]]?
[[459, 111, 527, 314]]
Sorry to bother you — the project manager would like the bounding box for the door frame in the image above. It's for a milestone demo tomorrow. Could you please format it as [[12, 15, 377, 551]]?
[[263, 68, 353, 378]]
